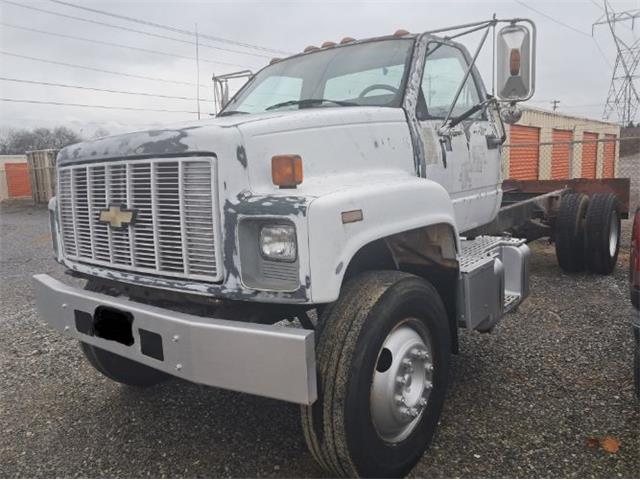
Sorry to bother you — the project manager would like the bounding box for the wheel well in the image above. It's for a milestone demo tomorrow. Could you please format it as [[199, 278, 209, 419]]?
[[340, 224, 460, 352], [342, 239, 397, 284]]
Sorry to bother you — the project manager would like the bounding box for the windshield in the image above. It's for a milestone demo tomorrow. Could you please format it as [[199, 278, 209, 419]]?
[[221, 39, 414, 115]]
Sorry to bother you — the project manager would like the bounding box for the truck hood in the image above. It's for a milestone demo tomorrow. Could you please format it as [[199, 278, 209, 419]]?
[[56, 107, 415, 197], [57, 107, 404, 165]]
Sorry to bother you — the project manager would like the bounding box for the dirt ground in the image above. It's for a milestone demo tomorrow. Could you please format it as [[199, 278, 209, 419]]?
[[0, 201, 638, 478]]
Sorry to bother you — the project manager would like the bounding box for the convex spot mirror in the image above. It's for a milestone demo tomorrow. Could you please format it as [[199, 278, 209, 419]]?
[[496, 23, 535, 101]]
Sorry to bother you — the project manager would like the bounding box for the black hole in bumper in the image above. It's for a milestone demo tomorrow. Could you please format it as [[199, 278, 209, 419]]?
[[93, 306, 134, 346], [139, 329, 164, 361], [74, 310, 94, 336]]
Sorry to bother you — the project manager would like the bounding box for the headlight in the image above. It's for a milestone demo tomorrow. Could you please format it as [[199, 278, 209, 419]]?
[[259, 224, 297, 262]]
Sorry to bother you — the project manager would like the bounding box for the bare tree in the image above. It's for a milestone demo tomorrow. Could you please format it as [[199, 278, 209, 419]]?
[[0, 126, 83, 154]]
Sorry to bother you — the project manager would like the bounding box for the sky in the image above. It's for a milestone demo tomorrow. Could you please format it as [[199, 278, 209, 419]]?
[[0, 0, 639, 138]]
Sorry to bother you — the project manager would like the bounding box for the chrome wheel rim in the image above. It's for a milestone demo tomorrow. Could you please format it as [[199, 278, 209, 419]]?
[[609, 214, 619, 258], [370, 319, 433, 443]]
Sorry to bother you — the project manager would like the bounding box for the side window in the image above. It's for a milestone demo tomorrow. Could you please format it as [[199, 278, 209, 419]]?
[[239, 76, 302, 113], [419, 43, 481, 119]]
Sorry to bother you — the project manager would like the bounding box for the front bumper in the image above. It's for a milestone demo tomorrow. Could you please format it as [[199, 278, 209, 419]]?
[[33, 274, 317, 404]]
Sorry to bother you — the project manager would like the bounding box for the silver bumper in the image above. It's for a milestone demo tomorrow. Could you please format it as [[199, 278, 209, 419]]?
[[33, 274, 317, 405]]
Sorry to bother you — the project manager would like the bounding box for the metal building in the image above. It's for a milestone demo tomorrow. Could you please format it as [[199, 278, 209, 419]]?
[[502, 107, 621, 181]]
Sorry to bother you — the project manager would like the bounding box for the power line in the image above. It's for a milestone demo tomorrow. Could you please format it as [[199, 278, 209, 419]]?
[[592, 35, 614, 68], [0, 98, 201, 114], [513, 0, 593, 36], [1, 51, 210, 88], [589, 0, 604, 11], [513, 0, 612, 68], [0, 77, 214, 102], [0, 0, 272, 60], [47, 0, 291, 56], [1, 22, 251, 70]]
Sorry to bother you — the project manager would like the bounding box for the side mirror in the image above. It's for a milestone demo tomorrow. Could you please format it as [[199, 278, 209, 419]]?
[[496, 23, 535, 101]]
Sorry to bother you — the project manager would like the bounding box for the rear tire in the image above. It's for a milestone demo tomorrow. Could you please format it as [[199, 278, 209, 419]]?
[[301, 271, 451, 478], [80, 342, 170, 387], [584, 193, 621, 275], [555, 193, 590, 273]]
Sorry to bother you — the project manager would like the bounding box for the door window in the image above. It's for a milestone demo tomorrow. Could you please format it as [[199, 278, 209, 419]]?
[[418, 43, 482, 120]]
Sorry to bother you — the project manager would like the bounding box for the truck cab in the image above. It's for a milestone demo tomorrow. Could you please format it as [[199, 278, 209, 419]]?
[[35, 20, 537, 478]]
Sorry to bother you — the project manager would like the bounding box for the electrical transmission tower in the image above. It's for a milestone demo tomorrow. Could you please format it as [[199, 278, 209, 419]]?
[[593, 2, 640, 126]]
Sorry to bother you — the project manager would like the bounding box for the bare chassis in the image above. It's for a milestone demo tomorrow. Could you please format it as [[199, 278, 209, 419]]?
[[466, 178, 631, 241]]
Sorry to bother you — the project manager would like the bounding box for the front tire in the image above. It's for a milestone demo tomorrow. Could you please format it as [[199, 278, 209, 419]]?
[[80, 280, 170, 387], [80, 342, 170, 387], [301, 271, 451, 478]]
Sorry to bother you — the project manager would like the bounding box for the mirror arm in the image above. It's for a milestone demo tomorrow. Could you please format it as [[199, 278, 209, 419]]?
[[491, 97, 508, 144], [446, 101, 487, 129], [438, 25, 491, 135]]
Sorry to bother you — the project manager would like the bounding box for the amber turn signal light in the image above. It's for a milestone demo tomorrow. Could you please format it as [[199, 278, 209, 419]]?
[[509, 48, 521, 76], [272, 155, 303, 188]]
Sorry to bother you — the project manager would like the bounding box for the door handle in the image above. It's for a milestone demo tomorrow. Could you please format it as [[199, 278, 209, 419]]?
[[439, 138, 449, 169]]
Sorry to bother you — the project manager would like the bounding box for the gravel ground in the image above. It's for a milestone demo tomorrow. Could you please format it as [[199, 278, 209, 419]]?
[[0, 200, 638, 478]]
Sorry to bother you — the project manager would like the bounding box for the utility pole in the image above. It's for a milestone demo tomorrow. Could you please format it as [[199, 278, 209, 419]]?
[[551, 100, 560, 111], [593, 1, 640, 125], [195, 23, 201, 120]]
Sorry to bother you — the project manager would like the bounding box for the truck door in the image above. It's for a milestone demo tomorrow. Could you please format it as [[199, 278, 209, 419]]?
[[416, 41, 502, 232]]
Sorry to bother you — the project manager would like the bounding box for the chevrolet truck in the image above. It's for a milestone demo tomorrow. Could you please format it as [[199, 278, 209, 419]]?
[[34, 18, 628, 477]]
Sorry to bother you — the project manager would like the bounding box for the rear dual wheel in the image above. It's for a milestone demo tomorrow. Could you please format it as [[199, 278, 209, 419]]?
[[555, 193, 620, 275], [584, 193, 621, 275], [301, 271, 451, 478]]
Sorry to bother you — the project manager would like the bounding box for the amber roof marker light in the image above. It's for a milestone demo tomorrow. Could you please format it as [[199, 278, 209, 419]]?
[[272, 155, 303, 188]]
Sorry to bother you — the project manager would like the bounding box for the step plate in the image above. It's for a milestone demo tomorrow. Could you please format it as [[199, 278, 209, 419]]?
[[459, 236, 526, 273], [457, 236, 529, 331]]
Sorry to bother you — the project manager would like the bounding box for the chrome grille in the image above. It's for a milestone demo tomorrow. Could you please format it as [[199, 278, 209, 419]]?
[[57, 157, 222, 282]]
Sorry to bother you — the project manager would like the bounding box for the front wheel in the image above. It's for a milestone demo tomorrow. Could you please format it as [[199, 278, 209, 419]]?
[[301, 271, 451, 478], [80, 342, 170, 387]]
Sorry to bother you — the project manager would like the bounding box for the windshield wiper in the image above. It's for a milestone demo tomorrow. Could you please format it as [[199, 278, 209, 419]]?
[[265, 98, 357, 111], [218, 110, 250, 117]]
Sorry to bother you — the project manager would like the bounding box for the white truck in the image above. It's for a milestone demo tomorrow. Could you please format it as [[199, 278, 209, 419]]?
[[34, 18, 627, 478]]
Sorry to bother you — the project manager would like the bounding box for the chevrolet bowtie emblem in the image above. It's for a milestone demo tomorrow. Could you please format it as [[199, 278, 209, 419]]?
[[98, 205, 136, 229]]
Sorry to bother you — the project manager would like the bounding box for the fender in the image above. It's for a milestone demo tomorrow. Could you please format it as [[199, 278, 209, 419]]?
[[307, 176, 458, 303]]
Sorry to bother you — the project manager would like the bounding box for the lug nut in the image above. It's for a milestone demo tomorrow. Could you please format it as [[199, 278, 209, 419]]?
[[411, 348, 429, 360], [424, 362, 434, 372], [401, 358, 414, 372]]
